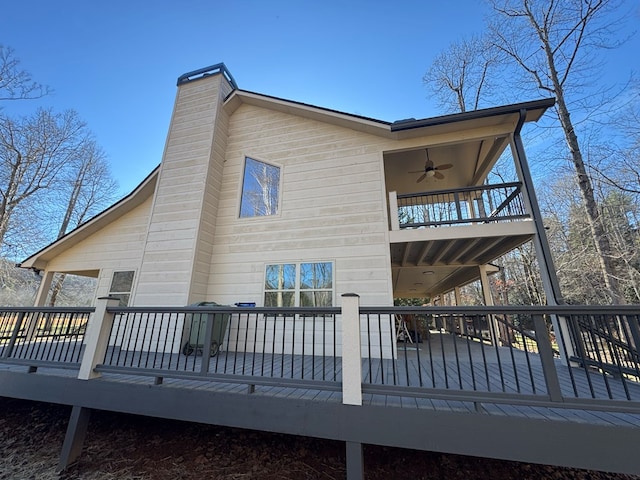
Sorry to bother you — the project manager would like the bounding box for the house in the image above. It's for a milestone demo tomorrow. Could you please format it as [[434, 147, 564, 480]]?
[[7, 66, 640, 477], [19, 63, 559, 313]]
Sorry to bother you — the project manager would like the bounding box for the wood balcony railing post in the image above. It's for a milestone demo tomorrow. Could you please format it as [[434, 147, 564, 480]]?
[[341, 293, 362, 406], [78, 297, 120, 380]]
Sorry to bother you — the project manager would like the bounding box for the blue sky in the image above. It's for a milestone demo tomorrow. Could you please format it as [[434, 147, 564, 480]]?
[[1, 1, 638, 195]]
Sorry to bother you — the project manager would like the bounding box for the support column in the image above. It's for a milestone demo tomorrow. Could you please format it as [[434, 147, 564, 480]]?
[[57, 406, 91, 472], [78, 297, 120, 380], [346, 441, 364, 480], [479, 265, 499, 346], [341, 293, 362, 406], [511, 113, 575, 362], [34, 270, 55, 306], [454, 287, 465, 333], [388, 191, 400, 231], [24, 270, 56, 342], [510, 118, 562, 305]]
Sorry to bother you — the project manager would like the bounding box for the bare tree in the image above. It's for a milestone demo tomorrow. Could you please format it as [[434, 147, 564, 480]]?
[[47, 140, 119, 305], [0, 45, 50, 102], [0, 109, 87, 254], [424, 34, 499, 113], [488, 0, 627, 303]]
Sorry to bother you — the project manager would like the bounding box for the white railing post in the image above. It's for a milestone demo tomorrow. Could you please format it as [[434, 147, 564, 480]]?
[[341, 293, 362, 406], [78, 297, 120, 380], [389, 191, 400, 231]]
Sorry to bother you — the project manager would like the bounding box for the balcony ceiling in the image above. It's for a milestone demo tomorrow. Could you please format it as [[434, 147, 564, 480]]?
[[390, 232, 534, 298], [384, 134, 511, 196]]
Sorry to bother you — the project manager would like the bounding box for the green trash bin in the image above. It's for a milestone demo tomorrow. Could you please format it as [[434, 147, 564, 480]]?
[[182, 302, 230, 357]]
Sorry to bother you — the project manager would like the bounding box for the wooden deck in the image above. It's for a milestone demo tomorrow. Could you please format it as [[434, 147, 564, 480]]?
[[2, 330, 640, 476]]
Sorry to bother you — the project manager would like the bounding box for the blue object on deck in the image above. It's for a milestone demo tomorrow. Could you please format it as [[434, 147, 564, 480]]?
[[234, 302, 256, 307]]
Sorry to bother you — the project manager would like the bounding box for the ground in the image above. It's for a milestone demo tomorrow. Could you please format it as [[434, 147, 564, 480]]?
[[0, 397, 637, 480]]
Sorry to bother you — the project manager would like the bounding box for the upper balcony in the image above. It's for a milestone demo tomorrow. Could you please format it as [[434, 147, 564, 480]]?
[[386, 183, 536, 297]]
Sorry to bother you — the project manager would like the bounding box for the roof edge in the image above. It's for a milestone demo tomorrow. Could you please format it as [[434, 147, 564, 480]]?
[[19, 166, 160, 269], [226, 89, 392, 127], [390, 98, 556, 132]]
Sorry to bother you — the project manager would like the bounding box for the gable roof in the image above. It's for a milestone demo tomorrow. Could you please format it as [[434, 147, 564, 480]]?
[[18, 68, 555, 271], [224, 89, 554, 139], [19, 167, 159, 270]]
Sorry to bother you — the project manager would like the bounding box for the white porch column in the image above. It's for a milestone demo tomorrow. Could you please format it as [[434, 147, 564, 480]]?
[[341, 293, 362, 406], [78, 297, 120, 380], [34, 270, 55, 306], [22, 270, 56, 342], [388, 191, 400, 231]]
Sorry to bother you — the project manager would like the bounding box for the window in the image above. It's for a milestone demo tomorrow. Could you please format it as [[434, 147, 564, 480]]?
[[264, 262, 333, 307], [109, 271, 134, 306], [240, 157, 280, 218]]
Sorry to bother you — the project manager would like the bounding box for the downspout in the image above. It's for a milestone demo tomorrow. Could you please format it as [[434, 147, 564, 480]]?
[[513, 110, 576, 365], [512, 109, 563, 305]]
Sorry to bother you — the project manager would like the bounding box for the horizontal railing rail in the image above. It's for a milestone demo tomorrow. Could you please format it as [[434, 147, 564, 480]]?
[[96, 305, 342, 391], [0, 307, 93, 370], [360, 305, 640, 413], [394, 182, 528, 229]]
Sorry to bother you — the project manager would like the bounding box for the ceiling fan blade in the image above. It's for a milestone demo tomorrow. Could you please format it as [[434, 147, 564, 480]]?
[[434, 171, 445, 180], [436, 163, 453, 170], [416, 173, 427, 183]]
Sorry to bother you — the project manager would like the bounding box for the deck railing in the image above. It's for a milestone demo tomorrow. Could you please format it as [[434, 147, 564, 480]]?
[[95, 305, 342, 392], [0, 307, 92, 369], [1, 301, 639, 413], [391, 182, 528, 229], [361, 305, 640, 412]]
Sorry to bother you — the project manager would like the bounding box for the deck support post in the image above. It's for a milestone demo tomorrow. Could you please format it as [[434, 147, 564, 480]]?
[[57, 406, 91, 472], [34, 270, 55, 306], [510, 120, 575, 364], [478, 265, 500, 345], [22, 271, 56, 343], [345, 441, 364, 480], [78, 296, 120, 380], [341, 293, 362, 406], [454, 287, 465, 332]]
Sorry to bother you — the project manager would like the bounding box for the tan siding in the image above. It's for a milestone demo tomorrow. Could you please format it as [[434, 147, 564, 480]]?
[[206, 104, 393, 307], [46, 197, 152, 301], [134, 74, 231, 306]]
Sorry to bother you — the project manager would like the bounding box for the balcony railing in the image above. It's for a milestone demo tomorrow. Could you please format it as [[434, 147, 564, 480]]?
[[390, 182, 529, 230]]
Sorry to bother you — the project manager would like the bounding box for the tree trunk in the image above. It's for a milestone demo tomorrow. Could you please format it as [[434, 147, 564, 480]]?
[[552, 87, 623, 304]]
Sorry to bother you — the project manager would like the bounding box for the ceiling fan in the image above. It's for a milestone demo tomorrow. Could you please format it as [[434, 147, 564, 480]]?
[[409, 149, 453, 182]]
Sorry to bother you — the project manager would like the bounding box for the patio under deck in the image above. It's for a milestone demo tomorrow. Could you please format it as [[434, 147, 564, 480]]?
[[2, 302, 640, 478]]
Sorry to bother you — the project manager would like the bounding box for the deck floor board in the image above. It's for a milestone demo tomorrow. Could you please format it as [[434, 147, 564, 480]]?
[[3, 332, 640, 430]]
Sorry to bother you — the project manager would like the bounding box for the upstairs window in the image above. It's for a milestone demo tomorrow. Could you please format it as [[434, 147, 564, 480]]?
[[264, 262, 333, 307], [240, 157, 280, 218]]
